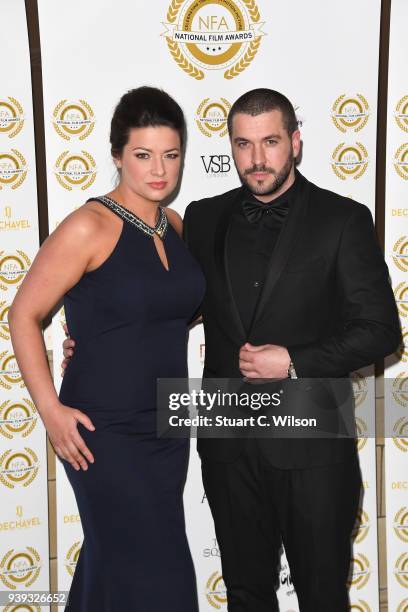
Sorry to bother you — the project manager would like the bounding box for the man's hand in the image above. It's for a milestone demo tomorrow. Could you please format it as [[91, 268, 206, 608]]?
[[61, 323, 75, 376], [239, 343, 291, 380]]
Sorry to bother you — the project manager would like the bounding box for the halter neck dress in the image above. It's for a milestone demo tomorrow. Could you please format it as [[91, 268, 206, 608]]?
[[59, 195, 205, 611]]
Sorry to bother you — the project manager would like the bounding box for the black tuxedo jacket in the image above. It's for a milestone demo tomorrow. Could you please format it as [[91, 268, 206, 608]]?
[[183, 172, 401, 467]]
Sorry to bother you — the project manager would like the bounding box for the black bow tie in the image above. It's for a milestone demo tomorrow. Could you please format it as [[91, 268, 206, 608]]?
[[242, 198, 289, 224]]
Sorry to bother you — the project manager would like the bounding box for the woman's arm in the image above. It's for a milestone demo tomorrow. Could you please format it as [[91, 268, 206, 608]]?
[[8, 207, 104, 471]]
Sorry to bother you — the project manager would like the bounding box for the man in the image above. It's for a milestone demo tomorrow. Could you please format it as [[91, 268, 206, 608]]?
[[63, 89, 400, 611], [182, 89, 400, 611]]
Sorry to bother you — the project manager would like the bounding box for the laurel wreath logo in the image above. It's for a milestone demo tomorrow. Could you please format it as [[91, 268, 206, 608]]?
[[0, 250, 31, 291], [395, 95, 408, 133], [392, 372, 408, 408], [0, 149, 27, 190], [395, 552, 408, 588], [53, 99, 95, 141], [394, 143, 408, 180], [0, 547, 41, 589], [331, 94, 369, 133], [0, 97, 24, 138], [0, 398, 37, 439], [165, 0, 263, 80], [0, 447, 39, 489], [55, 150, 97, 191], [196, 98, 231, 137], [65, 541, 82, 577], [331, 142, 368, 180], [347, 553, 371, 590]]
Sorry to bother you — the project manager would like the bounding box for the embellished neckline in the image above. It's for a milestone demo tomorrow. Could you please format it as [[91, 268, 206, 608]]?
[[96, 195, 168, 239]]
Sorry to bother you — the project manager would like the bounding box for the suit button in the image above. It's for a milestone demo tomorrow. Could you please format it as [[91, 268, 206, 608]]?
[[253, 280, 261, 288]]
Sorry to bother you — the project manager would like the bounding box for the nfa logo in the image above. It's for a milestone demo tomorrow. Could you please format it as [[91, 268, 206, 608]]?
[[53, 99, 95, 141], [201, 154, 231, 177], [351, 372, 368, 408], [0, 399, 38, 439], [395, 282, 408, 318], [65, 541, 82, 577], [0, 299, 10, 339], [393, 237, 408, 272], [0, 351, 24, 390], [355, 417, 368, 452], [395, 96, 408, 133], [0, 98, 24, 138], [196, 98, 231, 137], [331, 94, 370, 133], [0, 448, 39, 489], [394, 143, 408, 180], [54, 150, 97, 190], [397, 598, 408, 612], [352, 508, 370, 543], [0, 547, 41, 589], [395, 328, 408, 363], [394, 507, 408, 543], [395, 552, 408, 588], [392, 417, 408, 452], [347, 553, 371, 590], [350, 601, 371, 612], [162, 0, 266, 80], [0, 150, 27, 190], [331, 143, 368, 180], [392, 372, 408, 408], [0, 250, 31, 291], [206, 571, 227, 609]]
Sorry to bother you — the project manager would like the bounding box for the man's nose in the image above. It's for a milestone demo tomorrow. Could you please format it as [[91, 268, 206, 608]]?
[[251, 144, 266, 166]]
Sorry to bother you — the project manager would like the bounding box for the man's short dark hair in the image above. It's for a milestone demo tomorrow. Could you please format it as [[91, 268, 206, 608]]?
[[227, 88, 298, 137]]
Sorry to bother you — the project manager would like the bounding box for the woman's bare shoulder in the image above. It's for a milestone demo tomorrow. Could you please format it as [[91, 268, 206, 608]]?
[[164, 207, 183, 237]]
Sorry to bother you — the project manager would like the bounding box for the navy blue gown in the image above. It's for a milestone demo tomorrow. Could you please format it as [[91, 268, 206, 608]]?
[[59, 195, 205, 611]]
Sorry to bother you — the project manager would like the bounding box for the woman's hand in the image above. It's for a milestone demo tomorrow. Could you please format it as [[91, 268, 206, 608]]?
[[44, 402, 95, 471]]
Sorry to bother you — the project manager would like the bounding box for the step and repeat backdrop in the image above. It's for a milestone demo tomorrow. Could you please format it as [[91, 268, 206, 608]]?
[[384, 1, 408, 611], [0, 0, 50, 609], [2, 0, 406, 610]]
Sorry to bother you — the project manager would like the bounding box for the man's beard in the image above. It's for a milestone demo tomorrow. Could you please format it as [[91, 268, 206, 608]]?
[[237, 150, 294, 197]]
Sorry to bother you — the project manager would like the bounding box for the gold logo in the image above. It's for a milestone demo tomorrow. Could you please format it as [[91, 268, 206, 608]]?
[[0, 351, 25, 390], [393, 237, 408, 272], [54, 150, 97, 190], [348, 553, 371, 589], [392, 417, 408, 452], [395, 328, 408, 363], [0, 250, 31, 291], [0, 299, 10, 339], [0, 206, 31, 231], [393, 372, 408, 408], [395, 552, 408, 588], [352, 508, 370, 543], [0, 98, 24, 138], [0, 448, 39, 488], [196, 98, 231, 137], [397, 598, 408, 612], [350, 601, 371, 612], [0, 547, 41, 589], [355, 417, 368, 452], [394, 143, 408, 180], [206, 571, 227, 609], [4, 605, 40, 612], [331, 143, 368, 180], [395, 282, 408, 318], [0, 150, 27, 190], [394, 507, 408, 543], [65, 541, 82, 577], [162, 0, 266, 80], [352, 372, 368, 408], [331, 94, 369, 133], [395, 96, 408, 133], [0, 399, 37, 439], [53, 99, 95, 141]]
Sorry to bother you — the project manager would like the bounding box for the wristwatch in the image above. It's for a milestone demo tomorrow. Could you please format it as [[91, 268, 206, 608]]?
[[287, 358, 298, 379]]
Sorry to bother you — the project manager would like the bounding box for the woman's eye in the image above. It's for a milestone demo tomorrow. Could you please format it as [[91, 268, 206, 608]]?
[[135, 153, 149, 159], [166, 153, 179, 159]]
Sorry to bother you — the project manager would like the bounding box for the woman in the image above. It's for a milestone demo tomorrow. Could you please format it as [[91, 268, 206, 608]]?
[[9, 87, 205, 611]]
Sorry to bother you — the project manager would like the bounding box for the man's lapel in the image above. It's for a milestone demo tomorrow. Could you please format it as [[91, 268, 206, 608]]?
[[248, 171, 311, 334], [214, 189, 247, 342]]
